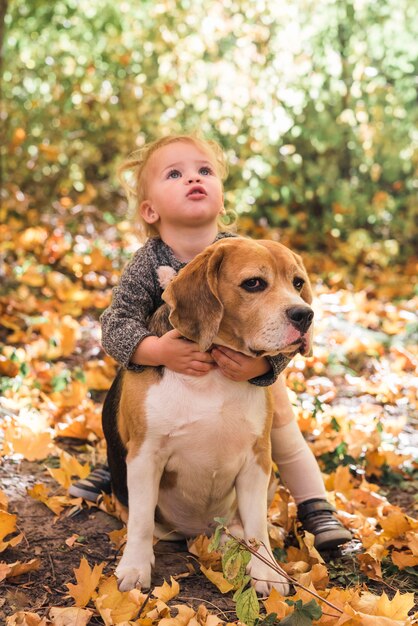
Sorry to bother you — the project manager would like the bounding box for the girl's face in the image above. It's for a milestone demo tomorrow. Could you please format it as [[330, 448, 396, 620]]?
[[139, 141, 224, 233]]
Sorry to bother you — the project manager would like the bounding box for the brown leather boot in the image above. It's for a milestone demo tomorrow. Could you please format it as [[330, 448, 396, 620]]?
[[297, 499, 352, 552]]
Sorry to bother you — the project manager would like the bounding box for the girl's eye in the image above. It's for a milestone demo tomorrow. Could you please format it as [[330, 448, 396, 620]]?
[[167, 169, 181, 179], [199, 166, 213, 176]]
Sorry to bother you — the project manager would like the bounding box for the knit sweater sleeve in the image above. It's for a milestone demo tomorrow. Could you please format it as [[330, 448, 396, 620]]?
[[248, 354, 291, 386], [100, 243, 161, 370]]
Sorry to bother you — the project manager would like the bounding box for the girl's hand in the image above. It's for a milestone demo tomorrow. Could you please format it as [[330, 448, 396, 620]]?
[[156, 329, 216, 376], [211, 346, 271, 381]]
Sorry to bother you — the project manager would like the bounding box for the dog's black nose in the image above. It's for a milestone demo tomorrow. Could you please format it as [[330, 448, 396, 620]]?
[[286, 306, 314, 333]]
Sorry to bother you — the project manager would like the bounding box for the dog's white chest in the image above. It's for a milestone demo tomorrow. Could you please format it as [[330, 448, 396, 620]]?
[[144, 369, 267, 440]]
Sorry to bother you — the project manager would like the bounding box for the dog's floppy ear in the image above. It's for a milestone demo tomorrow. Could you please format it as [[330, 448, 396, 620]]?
[[162, 243, 226, 351]]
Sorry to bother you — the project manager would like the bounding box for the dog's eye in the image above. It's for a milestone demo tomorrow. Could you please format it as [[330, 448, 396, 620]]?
[[240, 277, 267, 292], [293, 277, 305, 291]]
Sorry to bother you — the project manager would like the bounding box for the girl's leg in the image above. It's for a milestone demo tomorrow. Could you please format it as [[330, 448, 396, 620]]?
[[270, 376, 352, 551]]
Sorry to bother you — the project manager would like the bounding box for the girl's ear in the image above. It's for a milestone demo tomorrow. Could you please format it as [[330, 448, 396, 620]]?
[[140, 200, 159, 224]]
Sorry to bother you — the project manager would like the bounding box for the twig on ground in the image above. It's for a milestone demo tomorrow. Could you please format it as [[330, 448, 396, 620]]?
[[47, 551, 56, 583]]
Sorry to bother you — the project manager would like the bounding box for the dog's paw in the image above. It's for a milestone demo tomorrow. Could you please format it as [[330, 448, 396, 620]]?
[[253, 571, 290, 597], [115, 563, 152, 592]]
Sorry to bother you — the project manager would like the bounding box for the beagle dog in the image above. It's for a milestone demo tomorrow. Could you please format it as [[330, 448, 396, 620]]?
[[104, 237, 314, 596]]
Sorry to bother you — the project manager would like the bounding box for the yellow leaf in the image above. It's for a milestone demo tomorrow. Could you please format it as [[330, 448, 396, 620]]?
[[298, 562, 329, 590], [375, 591, 415, 620], [0, 489, 9, 511], [47, 450, 90, 489], [379, 510, 415, 538], [28, 483, 78, 516], [3, 421, 56, 461], [95, 574, 148, 624], [108, 527, 127, 551], [188, 535, 222, 569], [153, 576, 180, 602], [5, 611, 47, 626], [66, 557, 105, 607], [200, 566, 234, 593], [159, 604, 196, 626], [391, 550, 418, 569], [263, 588, 292, 618], [0, 510, 23, 552], [0, 558, 41, 581], [48, 606, 93, 626], [357, 544, 387, 580]]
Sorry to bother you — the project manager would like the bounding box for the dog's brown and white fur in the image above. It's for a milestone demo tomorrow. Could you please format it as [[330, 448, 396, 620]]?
[[108, 237, 314, 596]]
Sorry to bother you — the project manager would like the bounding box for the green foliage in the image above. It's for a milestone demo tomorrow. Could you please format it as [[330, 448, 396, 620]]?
[[2, 0, 417, 262], [236, 587, 260, 626], [279, 600, 322, 625]]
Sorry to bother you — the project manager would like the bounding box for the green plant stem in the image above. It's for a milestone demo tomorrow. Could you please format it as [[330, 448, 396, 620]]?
[[224, 529, 344, 615]]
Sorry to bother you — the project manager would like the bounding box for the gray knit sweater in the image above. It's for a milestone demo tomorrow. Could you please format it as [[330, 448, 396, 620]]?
[[100, 233, 290, 386]]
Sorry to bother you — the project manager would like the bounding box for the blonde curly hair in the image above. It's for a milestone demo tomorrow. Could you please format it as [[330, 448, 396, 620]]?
[[117, 134, 235, 241]]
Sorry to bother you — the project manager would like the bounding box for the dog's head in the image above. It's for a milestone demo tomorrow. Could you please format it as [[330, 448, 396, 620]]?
[[162, 237, 314, 358]]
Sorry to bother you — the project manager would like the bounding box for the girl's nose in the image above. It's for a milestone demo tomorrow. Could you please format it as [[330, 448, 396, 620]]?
[[187, 175, 201, 183]]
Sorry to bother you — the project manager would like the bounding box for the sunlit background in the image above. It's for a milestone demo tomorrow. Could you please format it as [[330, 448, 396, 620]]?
[[2, 0, 417, 266]]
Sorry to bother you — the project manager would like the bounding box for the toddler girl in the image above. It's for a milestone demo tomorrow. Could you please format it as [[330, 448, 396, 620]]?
[[70, 134, 351, 553]]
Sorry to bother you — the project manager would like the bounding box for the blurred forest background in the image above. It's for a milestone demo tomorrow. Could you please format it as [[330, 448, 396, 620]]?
[[1, 0, 417, 274]]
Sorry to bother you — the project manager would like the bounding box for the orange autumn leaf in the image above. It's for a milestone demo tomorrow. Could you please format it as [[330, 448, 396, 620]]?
[[0, 489, 9, 511], [391, 550, 418, 569], [374, 591, 416, 620], [263, 588, 292, 619], [0, 510, 23, 552], [0, 558, 41, 582], [200, 565, 234, 593], [95, 574, 149, 623], [379, 509, 417, 538], [159, 604, 196, 626], [47, 449, 91, 489], [28, 483, 79, 516], [2, 419, 56, 461], [5, 611, 47, 626], [66, 557, 105, 607], [48, 606, 94, 626], [152, 576, 180, 602], [357, 544, 387, 580], [188, 534, 222, 569], [108, 527, 127, 551]]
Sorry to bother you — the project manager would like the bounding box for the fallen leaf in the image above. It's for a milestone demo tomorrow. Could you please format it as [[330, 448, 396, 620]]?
[[5, 611, 47, 626], [0, 559, 41, 582], [159, 604, 196, 626], [188, 534, 222, 569], [66, 557, 105, 607], [391, 550, 418, 569], [48, 606, 93, 626], [152, 576, 180, 602], [47, 450, 91, 489], [27, 483, 76, 516], [263, 587, 292, 618], [200, 566, 234, 593], [95, 575, 149, 624], [0, 510, 23, 552]]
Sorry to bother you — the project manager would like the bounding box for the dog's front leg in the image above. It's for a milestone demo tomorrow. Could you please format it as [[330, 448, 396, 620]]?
[[115, 442, 166, 591], [236, 459, 290, 597]]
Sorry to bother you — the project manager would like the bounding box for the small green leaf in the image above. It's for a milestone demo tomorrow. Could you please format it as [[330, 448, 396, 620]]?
[[209, 518, 226, 552], [279, 599, 322, 625], [236, 586, 260, 626]]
